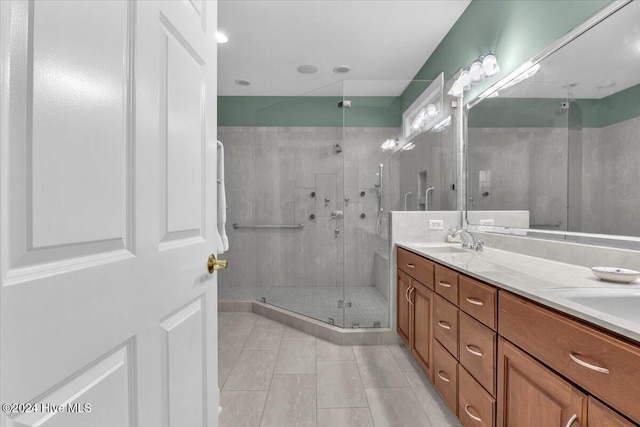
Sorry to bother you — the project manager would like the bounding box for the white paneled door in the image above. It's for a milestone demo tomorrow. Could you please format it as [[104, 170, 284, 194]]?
[[0, 1, 219, 426]]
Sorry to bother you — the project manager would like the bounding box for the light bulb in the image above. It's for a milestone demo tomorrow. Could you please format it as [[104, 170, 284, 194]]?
[[458, 69, 471, 87], [448, 80, 464, 97], [425, 104, 437, 118], [380, 138, 398, 152], [482, 53, 500, 78], [469, 60, 485, 84]]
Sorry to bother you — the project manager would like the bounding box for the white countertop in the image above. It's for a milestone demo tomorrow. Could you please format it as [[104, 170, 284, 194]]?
[[397, 242, 640, 344]]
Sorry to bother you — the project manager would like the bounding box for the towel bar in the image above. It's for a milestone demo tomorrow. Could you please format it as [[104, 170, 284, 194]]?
[[232, 223, 304, 230]]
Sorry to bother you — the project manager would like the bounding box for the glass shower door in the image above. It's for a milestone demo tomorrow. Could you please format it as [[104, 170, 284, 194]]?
[[338, 80, 407, 329], [247, 82, 347, 327]]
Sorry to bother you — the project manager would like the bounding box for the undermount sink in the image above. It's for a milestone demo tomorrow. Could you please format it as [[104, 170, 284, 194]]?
[[540, 287, 640, 324]]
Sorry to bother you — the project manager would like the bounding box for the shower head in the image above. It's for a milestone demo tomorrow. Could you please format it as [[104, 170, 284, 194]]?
[[334, 143, 342, 154]]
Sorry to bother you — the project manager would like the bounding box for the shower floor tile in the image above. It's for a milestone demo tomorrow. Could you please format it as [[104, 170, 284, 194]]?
[[219, 285, 389, 328]]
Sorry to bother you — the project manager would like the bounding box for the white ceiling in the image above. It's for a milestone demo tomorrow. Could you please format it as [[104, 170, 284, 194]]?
[[498, 1, 640, 99], [217, 0, 471, 96]]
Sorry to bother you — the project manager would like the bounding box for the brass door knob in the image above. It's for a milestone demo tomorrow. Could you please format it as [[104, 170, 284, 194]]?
[[207, 254, 228, 274]]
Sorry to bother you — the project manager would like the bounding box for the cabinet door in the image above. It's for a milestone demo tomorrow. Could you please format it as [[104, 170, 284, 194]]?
[[588, 397, 637, 427], [498, 338, 587, 427], [412, 281, 434, 379], [397, 269, 412, 347]]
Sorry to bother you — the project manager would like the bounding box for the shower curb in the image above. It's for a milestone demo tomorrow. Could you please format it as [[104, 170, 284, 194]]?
[[219, 300, 400, 346]]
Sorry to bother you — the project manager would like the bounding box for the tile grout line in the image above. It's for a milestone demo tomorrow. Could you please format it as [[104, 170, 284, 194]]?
[[257, 329, 283, 427], [351, 344, 375, 424]]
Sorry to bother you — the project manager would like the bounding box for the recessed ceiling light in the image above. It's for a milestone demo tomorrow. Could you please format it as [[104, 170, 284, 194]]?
[[333, 65, 351, 74], [235, 79, 250, 86], [297, 65, 318, 74], [216, 32, 229, 44]]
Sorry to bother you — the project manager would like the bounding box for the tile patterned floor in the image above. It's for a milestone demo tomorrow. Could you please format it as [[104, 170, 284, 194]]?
[[219, 285, 389, 328], [218, 311, 462, 427]]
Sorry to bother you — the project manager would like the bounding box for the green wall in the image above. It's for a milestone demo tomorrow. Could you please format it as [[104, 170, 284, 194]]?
[[218, 96, 402, 127], [468, 83, 640, 129], [402, 0, 610, 107], [218, 0, 610, 127]]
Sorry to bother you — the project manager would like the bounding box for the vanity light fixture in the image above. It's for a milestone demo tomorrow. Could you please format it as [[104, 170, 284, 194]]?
[[458, 68, 471, 88], [448, 52, 501, 97], [380, 137, 399, 152], [469, 59, 485, 83], [403, 73, 444, 143], [482, 53, 500, 77]]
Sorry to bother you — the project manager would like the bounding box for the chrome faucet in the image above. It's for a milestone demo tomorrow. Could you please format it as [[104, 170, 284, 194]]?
[[451, 229, 484, 251]]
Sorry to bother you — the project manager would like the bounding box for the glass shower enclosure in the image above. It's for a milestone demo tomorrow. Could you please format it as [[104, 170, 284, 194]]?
[[218, 79, 433, 328]]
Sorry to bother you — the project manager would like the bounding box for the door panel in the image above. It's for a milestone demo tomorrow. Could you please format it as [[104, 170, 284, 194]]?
[[1, 1, 219, 427], [159, 14, 206, 247], [161, 297, 206, 427], [4, 0, 134, 283], [11, 343, 134, 427]]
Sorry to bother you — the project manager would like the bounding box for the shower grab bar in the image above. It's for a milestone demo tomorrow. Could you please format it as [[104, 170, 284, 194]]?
[[232, 223, 304, 230]]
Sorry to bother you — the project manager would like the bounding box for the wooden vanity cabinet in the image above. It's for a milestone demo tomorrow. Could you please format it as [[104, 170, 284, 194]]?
[[497, 337, 588, 427], [411, 280, 434, 378], [397, 269, 412, 347], [395, 247, 639, 427], [397, 248, 435, 379], [435, 264, 459, 304], [499, 292, 640, 424], [434, 340, 458, 415]]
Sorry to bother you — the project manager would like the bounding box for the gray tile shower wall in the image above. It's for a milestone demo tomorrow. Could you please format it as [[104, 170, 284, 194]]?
[[467, 127, 568, 229], [582, 116, 640, 237], [468, 114, 640, 237], [397, 124, 457, 212], [218, 126, 401, 291]]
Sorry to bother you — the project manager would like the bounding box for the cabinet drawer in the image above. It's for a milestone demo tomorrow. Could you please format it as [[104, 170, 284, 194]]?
[[435, 264, 458, 304], [435, 294, 459, 358], [397, 248, 434, 289], [499, 292, 640, 424], [434, 340, 458, 416], [459, 366, 495, 427], [459, 275, 497, 330], [459, 312, 496, 396]]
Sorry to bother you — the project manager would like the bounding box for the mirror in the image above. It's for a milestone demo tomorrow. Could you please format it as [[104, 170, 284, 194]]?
[[466, 0, 640, 243], [396, 75, 460, 212]]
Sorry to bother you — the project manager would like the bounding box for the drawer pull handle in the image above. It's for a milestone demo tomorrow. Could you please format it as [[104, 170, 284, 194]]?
[[565, 414, 577, 427], [466, 344, 483, 357], [466, 297, 484, 306], [569, 352, 609, 374], [437, 371, 450, 383], [406, 263, 416, 269], [438, 281, 452, 288], [405, 286, 411, 303], [464, 404, 482, 422], [409, 287, 416, 305], [438, 320, 451, 330]]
